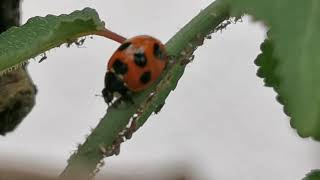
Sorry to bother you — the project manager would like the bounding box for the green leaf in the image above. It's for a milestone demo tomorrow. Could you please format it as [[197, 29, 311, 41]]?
[[227, 0, 320, 139], [304, 170, 320, 180], [254, 38, 279, 89], [254, 38, 291, 115], [0, 7, 104, 72]]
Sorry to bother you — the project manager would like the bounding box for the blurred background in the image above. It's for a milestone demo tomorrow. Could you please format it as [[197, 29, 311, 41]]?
[[0, 0, 320, 179]]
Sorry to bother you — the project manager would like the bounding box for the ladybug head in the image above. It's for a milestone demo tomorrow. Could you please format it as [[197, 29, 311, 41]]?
[[102, 72, 129, 104]]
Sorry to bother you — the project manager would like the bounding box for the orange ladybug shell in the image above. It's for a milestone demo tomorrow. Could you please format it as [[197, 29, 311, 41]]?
[[107, 35, 167, 92]]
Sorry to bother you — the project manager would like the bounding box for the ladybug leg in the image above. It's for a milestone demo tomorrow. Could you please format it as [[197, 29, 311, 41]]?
[[111, 93, 134, 107], [111, 98, 122, 108], [121, 93, 135, 105]]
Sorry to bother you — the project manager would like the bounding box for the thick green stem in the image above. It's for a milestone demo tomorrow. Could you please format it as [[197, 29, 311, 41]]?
[[60, 0, 230, 179]]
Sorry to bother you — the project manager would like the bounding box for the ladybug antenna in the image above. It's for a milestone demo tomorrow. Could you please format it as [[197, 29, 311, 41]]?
[[94, 94, 103, 97], [93, 29, 127, 44]]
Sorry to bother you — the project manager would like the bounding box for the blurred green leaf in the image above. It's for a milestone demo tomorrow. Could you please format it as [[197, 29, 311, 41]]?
[[227, 0, 320, 139], [304, 170, 320, 180], [254, 38, 279, 89]]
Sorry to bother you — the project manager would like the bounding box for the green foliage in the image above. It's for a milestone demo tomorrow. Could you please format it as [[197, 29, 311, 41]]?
[[0, 8, 104, 73], [226, 0, 320, 139], [255, 38, 279, 89], [304, 170, 320, 180], [254, 38, 291, 115]]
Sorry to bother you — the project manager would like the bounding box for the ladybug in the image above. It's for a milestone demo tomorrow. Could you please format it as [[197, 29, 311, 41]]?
[[102, 35, 168, 104]]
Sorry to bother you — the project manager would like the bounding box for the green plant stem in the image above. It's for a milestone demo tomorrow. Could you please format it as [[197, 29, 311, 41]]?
[[60, 0, 230, 179]]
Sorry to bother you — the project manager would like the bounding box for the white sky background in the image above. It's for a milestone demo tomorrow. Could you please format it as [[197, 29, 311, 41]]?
[[0, 0, 319, 179]]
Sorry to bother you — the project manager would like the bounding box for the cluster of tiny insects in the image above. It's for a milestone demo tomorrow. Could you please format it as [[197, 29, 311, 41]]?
[[101, 34, 168, 106]]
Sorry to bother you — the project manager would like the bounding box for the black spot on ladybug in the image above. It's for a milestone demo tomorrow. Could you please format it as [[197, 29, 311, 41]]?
[[134, 52, 147, 67], [117, 42, 131, 51], [153, 43, 164, 60], [113, 59, 128, 74], [140, 71, 151, 84]]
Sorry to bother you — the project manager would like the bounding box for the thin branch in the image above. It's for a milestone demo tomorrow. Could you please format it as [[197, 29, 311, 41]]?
[[93, 29, 127, 43]]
